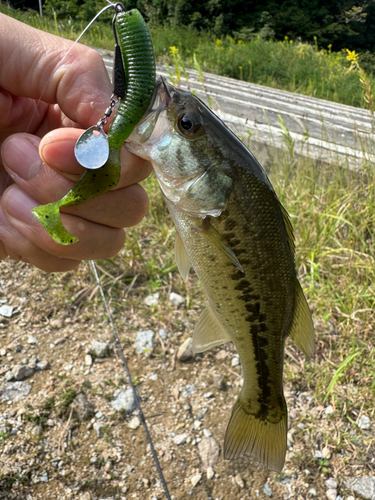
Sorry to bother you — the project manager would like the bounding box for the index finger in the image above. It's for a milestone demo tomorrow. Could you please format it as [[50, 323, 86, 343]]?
[[0, 13, 112, 129]]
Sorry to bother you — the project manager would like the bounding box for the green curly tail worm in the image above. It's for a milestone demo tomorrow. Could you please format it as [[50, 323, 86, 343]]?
[[32, 8, 156, 245]]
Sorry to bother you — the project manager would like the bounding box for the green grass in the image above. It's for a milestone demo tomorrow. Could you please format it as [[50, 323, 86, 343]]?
[[1, 4, 375, 109]]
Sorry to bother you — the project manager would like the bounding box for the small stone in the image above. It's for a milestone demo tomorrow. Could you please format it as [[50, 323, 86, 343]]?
[[0, 305, 13, 318], [347, 497, 355, 500], [112, 388, 136, 413], [344, 476, 375, 500], [287, 429, 295, 447], [64, 364, 73, 371], [93, 422, 104, 439], [325, 478, 338, 489], [79, 493, 92, 500], [263, 482, 272, 496], [27, 335, 38, 345], [5, 371, 14, 381], [173, 433, 188, 445], [315, 450, 324, 458], [235, 474, 245, 489], [184, 384, 195, 396], [190, 474, 202, 487], [35, 360, 50, 371], [91, 340, 109, 358], [159, 328, 168, 339], [40, 472, 48, 483], [215, 350, 228, 360], [308, 488, 317, 496], [358, 415, 371, 430], [0, 348, 6, 356], [325, 489, 337, 500], [198, 437, 221, 469], [0, 381, 31, 402], [203, 392, 214, 399], [177, 338, 193, 362], [21, 358, 28, 365], [144, 293, 159, 307], [169, 292, 184, 307], [325, 405, 334, 416], [149, 373, 158, 381], [133, 330, 154, 356], [54, 337, 66, 346], [323, 446, 332, 459], [203, 429, 212, 438], [12, 365, 35, 381], [213, 375, 226, 391], [72, 393, 95, 422], [127, 416, 140, 430], [231, 356, 240, 367], [193, 420, 202, 430], [206, 466, 214, 480], [84, 354, 93, 366]]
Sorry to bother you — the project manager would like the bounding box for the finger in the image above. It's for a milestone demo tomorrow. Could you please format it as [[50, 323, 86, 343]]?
[[0, 14, 112, 132], [2, 132, 151, 227], [1, 185, 126, 261], [0, 209, 80, 272], [39, 128, 153, 186]]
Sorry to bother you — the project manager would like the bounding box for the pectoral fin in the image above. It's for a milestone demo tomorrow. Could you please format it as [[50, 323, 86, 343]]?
[[198, 219, 244, 273], [289, 282, 315, 358], [175, 231, 191, 281], [192, 304, 232, 353]]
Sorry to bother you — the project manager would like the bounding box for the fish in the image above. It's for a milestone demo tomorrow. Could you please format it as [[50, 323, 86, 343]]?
[[126, 78, 315, 472]]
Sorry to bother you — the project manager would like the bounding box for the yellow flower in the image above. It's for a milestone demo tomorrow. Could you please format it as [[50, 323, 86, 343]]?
[[169, 46, 179, 56], [346, 49, 358, 63]]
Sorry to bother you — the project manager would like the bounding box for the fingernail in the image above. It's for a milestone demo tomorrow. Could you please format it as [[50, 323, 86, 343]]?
[[40, 137, 77, 171], [2, 186, 37, 223], [2, 137, 41, 180]]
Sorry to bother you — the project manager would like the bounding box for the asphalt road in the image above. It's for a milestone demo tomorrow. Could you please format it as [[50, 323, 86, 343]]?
[[97, 48, 375, 169]]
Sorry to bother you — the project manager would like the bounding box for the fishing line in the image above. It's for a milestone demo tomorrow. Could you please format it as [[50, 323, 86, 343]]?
[[89, 260, 172, 500]]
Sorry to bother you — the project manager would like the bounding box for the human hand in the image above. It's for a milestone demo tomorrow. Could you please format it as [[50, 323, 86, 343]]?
[[0, 13, 152, 272]]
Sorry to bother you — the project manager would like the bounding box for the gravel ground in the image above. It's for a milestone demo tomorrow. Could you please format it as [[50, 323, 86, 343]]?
[[0, 258, 373, 500]]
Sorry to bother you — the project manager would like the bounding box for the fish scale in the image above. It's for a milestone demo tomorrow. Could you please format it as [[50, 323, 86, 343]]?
[[126, 79, 315, 472]]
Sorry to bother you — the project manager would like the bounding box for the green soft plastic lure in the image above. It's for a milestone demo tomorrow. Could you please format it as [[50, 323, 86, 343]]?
[[32, 6, 156, 245]]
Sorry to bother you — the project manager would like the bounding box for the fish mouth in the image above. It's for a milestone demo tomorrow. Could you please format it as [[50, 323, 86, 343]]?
[[150, 76, 175, 113]]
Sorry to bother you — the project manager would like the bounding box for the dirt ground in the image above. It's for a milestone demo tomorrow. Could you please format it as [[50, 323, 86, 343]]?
[[0, 239, 371, 500]]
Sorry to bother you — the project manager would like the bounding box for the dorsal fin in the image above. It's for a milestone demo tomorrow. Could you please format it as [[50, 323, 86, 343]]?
[[289, 282, 315, 358], [280, 204, 295, 254]]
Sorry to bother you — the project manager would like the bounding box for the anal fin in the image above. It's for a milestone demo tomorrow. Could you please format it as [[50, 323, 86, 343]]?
[[192, 304, 232, 354], [289, 282, 315, 358]]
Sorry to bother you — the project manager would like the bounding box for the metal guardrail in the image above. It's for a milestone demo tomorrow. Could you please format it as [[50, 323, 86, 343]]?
[[98, 48, 375, 169]]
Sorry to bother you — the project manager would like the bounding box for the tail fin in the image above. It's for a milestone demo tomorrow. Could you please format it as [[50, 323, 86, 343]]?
[[32, 202, 78, 245], [224, 397, 287, 472]]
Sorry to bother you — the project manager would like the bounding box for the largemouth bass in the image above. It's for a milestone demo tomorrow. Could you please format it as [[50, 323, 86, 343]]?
[[126, 79, 314, 472]]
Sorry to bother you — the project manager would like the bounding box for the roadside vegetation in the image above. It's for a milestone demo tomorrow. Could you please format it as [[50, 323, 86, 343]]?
[[1, 3, 375, 109]]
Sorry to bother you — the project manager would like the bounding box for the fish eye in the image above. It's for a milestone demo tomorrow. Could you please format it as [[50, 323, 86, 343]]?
[[176, 111, 205, 139]]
